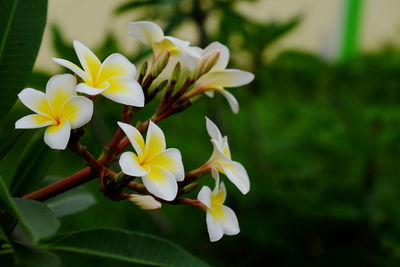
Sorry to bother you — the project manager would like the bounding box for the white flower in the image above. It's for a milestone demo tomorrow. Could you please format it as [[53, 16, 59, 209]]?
[[128, 194, 162, 210], [53, 40, 144, 107], [194, 42, 254, 114], [128, 21, 201, 70], [205, 117, 250, 194], [198, 169, 240, 242], [15, 74, 93, 150], [118, 121, 185, 201]]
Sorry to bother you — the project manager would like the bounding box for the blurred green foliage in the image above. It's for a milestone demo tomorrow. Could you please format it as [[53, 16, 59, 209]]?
[[2, 0, 400, 266]]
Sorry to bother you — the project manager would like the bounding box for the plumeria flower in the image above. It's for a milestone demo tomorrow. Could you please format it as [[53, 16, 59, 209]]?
[[118, 121, 184, 201], [53, 40, 144, 107], [128, 21, 201, 70], [15, 74, 93, 150], [193, 42, 254, 114], [198, 169, 240, 242], [128, 194, 162, 210], [205, 117, 250, 194]]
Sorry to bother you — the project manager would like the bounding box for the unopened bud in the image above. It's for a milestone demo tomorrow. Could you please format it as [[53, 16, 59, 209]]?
[[139, 61, 148, 76], [199, 50, 220, 76], [171, 62, 181, 83], [151, 51, 170, 77], [158, 79, 168, 90], [128, 194, 162, 210], [183, 183, 200, 194], [113, 172, 126, 183]]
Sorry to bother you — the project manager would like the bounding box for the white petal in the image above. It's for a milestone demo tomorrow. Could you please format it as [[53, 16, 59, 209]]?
[[212, 181, 226, 205], [52, 58, 89, 81], [117, 122, 145, 158], [211, 167, 219, 181], [217, 88, 239, 114], [220, 206, 240, 236], [128, 21, 164, 46], [15, 114, 54, 129], [221, 136, 231, 158], [73, 40, 101, 82], [76, 82, 109, 96], [162, 36, 190, 48], [209, 139, 231, 162], [220, 161, 250, 194], [196, 69, 254, 89], [206, 212, 224, 242], [203, 42, 230, 71], [153, 36, 190, 58], [46, 74, 77, 116], [204, 91, 214, 98], [61, 96, 93, 129], [197, 186, 212, 209], [18, 88, 53, 117], [179, 51, 200, 71], [101, 76, 144, 107], [185, 46, 203, 57], [205, 117, 223, 142], [145, 121, 166, 159], [43, 118, 71, 150], [146, 148, 185, 181], [97, 53, 136, 82], [119, 151, 150, 177], [142, 165, 177, 201]]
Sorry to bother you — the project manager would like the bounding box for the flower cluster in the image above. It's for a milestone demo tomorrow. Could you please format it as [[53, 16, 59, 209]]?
[[16, 21, 254, 242]]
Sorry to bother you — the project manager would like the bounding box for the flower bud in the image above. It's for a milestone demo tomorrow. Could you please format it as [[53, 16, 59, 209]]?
[[139, 61, 148, 77], [128, 194, 162, 210], [157, 79, 168, 90], [198, 50, 220, 77], [182, 183, 200, 194], [151, 51, 170, 77], [113, 172, 126, 183], [171, 62, 181, 83]]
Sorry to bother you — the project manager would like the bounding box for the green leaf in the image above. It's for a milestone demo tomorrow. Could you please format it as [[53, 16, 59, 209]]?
[[10, 130, 58, 196], [0, 176, 60, 265], [47, 228, 208, 267], [0, 175, 18, 218], [13, 198, 60, 243], [45, 187, 96, 217], [0, 175, 18, 249], [0, 130, 24, 162], [13, 241, 61, 267], [0, 0, 48, 119], [0, 176, 60, 243]]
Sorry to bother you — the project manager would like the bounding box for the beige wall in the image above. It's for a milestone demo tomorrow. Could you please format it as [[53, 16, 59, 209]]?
[[35, 0, 400, 71]]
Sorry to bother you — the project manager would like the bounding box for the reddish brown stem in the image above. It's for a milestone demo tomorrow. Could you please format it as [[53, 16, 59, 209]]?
[[169, 198, 207, 211], [22, 168, 93, 201]]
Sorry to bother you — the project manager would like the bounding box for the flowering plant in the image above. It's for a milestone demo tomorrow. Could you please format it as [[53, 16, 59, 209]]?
[[15, 21, 254, 243]]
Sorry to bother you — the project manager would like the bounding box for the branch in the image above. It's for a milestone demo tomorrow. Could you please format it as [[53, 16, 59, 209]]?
[[22, 167, 93, 201]]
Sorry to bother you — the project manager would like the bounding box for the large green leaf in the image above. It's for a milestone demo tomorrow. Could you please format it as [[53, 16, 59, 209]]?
[[0, 175, 60, 243], [0, 175, 18, 217], [47, 229, 208, 267], [0, 176, 60, 265], [12, 241, 61, 267], [10, 130, 58, 196], [13, 198, 60, 243], [0, 0, 47, 119], [45, 186, 96, 217]]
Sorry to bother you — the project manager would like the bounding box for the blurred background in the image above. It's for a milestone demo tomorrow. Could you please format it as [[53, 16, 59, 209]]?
[[2, 0, 400, 266]]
